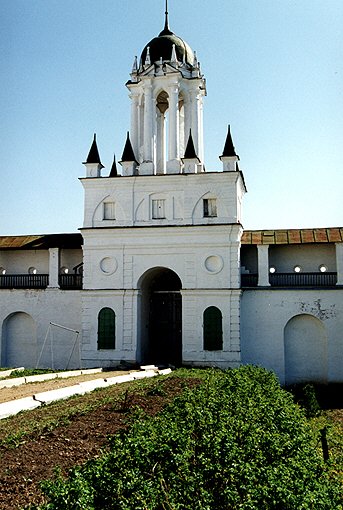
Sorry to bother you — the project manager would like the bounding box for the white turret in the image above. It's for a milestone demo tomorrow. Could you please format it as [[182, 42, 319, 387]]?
[[83, 134, 104, 178]]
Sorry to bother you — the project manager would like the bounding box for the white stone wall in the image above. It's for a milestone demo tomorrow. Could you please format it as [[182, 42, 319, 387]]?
[[182, 289, 241, 368], [0, 250, 49, 274], [80, 223, 242, 367], [0, 289, 82, 369], [241, 289, 343, 384], [60, 249, 83, 272], [269, 244, 336, 272], [81, 172, 245, 229]]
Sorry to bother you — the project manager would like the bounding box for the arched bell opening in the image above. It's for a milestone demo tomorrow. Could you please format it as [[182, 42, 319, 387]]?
[[178, 92, 185, 158], [156, 91, 169, 174], [138, 267, 182, 367]]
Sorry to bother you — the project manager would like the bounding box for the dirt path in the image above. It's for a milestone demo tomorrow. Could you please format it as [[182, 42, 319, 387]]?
[[0, 377, 200, 510], [0, 370, 129, 404]]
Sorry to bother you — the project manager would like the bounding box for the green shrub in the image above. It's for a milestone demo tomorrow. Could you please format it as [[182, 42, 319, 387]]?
[[36, 367, 341, 509], [287, 383, 321, 418]]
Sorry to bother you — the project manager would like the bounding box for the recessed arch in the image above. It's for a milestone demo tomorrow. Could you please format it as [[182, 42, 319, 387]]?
[[138, 267, 182, 366], [97, 308, 116, 350], [2, 312, 36, 367], [284, 314, 327, 385], [203, 306, 223, 351], [91, 194, 126, 226]]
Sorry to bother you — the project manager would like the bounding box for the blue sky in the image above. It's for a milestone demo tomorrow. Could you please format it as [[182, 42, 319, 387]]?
[[1, 0, 342, 235]]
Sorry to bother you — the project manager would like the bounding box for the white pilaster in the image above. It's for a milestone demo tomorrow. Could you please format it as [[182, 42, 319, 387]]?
[[48, 248, 60, 288], [336, 243, 343, 285], [257, 245, 270, 287]]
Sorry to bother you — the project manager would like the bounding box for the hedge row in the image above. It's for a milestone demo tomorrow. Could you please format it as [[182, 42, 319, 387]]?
[[35, 366, 341, 509]]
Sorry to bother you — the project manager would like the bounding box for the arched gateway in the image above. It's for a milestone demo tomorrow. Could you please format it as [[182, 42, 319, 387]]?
[[139, 268, 182, 366]]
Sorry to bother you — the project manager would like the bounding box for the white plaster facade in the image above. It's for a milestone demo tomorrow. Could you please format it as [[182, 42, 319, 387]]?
[[0, 12, 342, 384]]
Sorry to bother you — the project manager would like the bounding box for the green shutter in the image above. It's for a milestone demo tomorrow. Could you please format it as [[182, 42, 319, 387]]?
[[203, 306, 223, 351], [98, 308, 116, 349]]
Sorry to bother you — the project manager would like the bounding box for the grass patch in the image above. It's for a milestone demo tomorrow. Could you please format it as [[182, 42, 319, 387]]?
[[7, 368, 60, 379]]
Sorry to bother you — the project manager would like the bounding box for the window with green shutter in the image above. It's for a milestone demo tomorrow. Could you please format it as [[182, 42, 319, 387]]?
[[203, 306, 223, 350], [98, 308, 116, 350]]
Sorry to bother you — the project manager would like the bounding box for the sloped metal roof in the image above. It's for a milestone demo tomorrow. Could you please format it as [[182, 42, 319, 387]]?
[[0, 233, 83, 250], [241, 228, 343, 245]]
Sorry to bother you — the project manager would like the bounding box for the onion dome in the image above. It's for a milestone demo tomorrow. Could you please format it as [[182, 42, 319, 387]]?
[[140, 7, 194, 66]]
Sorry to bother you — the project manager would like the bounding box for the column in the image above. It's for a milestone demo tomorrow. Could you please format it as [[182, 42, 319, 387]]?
[[336, 243, 343, 285], [156, 109, 165, 174], [190, 90, 200, 157], [168, 84, 179, 161], [48, 248, 59, 288], [130, 93, 139, 160], [166, 83, 181, 173], [198, 94, 204, 163], [257, 245, 270, 287], [143, 81, 153, 162]]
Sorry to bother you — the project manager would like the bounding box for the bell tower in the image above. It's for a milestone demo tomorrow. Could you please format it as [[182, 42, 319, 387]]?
[[126, 2, 206, 175]]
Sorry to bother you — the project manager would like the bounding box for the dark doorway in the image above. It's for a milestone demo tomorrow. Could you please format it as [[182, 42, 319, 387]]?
[[140, 268, 182, 366]]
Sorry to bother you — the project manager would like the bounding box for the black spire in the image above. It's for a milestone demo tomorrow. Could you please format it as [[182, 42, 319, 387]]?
[[159, 0, 173, 36], [84, 134, 104, 167], [183, 130, 199, 160], [121, 132, 137, 162], [109, 154, 118, 177], [221, 125, 237, 158]]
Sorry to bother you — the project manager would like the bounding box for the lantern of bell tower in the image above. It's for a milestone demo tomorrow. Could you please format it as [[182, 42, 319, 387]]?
[[126, 5, 206, 175]]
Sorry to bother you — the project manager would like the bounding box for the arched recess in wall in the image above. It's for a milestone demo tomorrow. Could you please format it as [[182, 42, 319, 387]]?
[[284, 314, 327, 385], [2, 312, 37, 368], [203, 306, 223, 351], [97, 308, 116, 350]]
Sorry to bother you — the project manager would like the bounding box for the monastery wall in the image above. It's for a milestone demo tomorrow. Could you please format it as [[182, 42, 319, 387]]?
[[241, 289, 343, 385], [0, 289, 82, 369]]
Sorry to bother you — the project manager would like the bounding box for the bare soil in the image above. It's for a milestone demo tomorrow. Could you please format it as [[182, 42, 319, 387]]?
[[0, 376, 199, 510]]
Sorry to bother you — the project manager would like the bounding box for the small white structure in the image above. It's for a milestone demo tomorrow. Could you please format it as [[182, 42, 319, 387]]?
[[0, 8, 342, 384]]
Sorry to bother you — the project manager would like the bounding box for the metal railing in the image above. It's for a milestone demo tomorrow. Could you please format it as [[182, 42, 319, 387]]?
[[59, 274, 83, 289], [241, 273, 258, 287], [241, 272, 337, 288], [0, 274, 49, 289], [0, 274, 83, 290], [269, 272, 337, 287]]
